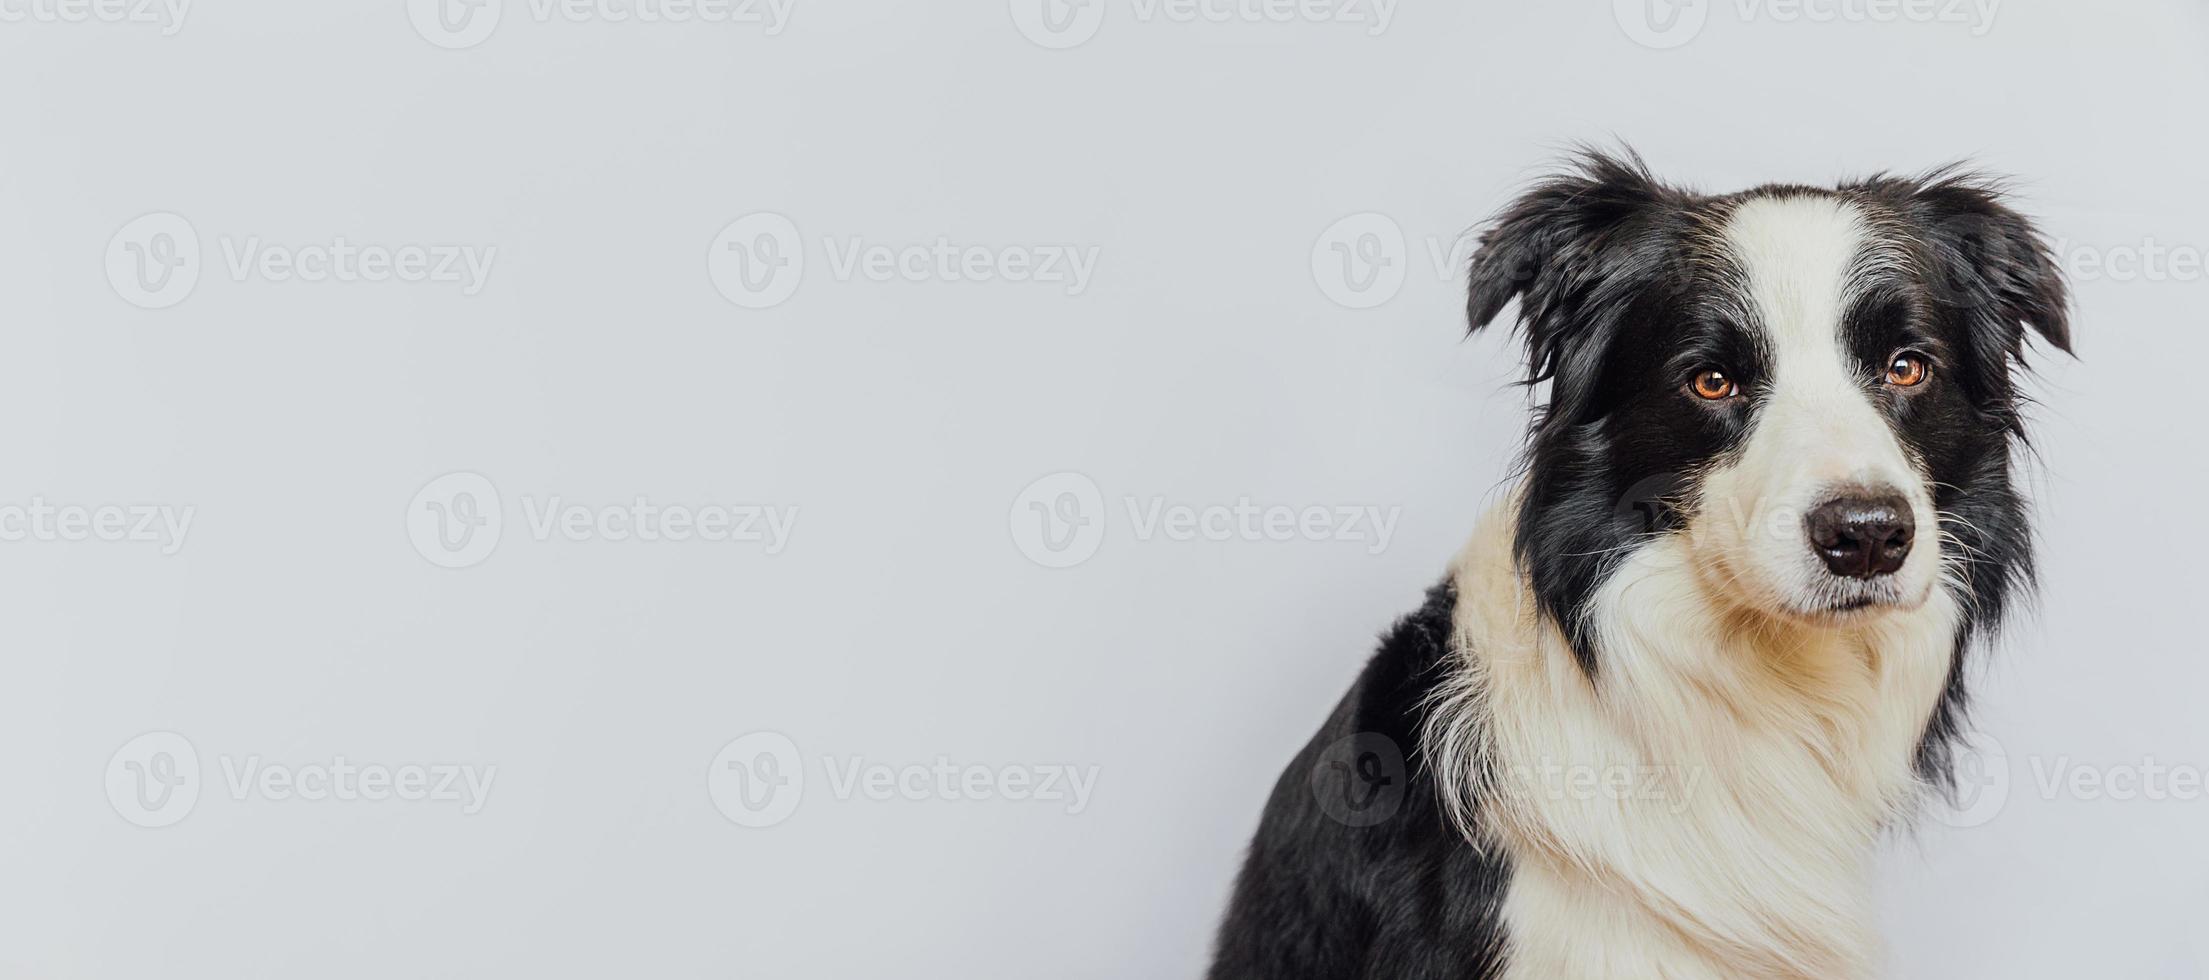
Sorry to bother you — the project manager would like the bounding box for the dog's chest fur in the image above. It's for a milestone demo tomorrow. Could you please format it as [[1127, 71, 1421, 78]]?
[[1426, 506, 1958, 979]]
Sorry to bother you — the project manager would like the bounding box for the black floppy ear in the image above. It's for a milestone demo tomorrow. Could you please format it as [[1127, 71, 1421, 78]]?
[[1466, 148, 1672, 390], [1879, 170, 2073, 355]]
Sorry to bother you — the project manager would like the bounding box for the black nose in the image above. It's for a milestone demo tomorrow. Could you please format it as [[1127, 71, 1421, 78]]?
[[1804, 494, 1914, 579]]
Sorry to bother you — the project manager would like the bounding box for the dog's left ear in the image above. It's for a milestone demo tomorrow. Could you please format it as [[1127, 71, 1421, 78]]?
[[1882, 172, 2073, 356]]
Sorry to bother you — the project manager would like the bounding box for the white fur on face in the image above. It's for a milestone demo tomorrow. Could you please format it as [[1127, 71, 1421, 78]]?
[[1691, 195, 1941, 621]]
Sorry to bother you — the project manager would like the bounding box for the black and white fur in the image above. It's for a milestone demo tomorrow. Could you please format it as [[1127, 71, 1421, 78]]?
[[1209, 150, 2069, 979]]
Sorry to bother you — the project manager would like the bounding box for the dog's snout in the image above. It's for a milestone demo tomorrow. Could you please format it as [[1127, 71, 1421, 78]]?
[[1805, 494, 1914, 579]]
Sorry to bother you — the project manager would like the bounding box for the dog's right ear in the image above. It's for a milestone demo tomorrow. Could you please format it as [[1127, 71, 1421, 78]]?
[[1466, 149, 1671, 388]]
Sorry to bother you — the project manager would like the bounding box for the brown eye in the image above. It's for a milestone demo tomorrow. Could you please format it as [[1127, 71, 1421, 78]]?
[[1886, 353, 1930, 388], [1690, 369, 1738, 401]]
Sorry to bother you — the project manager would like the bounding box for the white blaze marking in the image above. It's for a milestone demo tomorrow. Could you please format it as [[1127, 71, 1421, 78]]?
[[1698, 195, 1938, 614]]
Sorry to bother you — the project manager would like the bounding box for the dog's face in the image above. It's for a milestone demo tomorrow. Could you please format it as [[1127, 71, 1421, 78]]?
[[1468, 152, 2068, 673]]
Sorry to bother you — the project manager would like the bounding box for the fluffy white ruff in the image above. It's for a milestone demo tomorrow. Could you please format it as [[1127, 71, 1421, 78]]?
[[1424, 501, 1957, 979]]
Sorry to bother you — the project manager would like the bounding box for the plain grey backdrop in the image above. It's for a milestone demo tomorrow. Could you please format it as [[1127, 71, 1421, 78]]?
[[2, 0, 2204, 976]]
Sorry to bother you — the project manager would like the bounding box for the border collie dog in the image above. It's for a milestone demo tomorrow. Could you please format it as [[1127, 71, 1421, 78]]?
[[1210, 150, 2069, 979]]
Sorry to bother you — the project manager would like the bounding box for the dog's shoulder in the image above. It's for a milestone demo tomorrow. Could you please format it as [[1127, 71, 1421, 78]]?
[[1344, 576, 1462, 751], [1207, 578, 1508, 980]]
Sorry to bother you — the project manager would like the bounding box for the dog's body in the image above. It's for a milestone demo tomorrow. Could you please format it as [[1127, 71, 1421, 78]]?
[[1210, 152, 2068, 979]]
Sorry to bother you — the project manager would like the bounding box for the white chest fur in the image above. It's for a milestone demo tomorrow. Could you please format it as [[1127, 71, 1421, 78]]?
[[1424, 507, 1958, 979]]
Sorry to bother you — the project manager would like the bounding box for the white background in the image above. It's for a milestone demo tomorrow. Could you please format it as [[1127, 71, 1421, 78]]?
[[2, 1, 2205, 977]]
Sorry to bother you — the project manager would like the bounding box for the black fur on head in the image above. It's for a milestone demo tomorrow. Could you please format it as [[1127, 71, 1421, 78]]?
[[1464, 147, 2069, 732], [1843, 165, 2069, 784]]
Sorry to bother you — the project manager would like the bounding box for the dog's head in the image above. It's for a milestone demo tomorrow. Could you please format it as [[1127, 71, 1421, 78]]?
[[1469, 149, 2068, 673]]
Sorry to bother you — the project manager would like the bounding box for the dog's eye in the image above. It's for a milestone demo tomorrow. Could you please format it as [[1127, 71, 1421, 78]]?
[[1885, 353, 1930, 388], [1689, 369, 1739, 401]]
